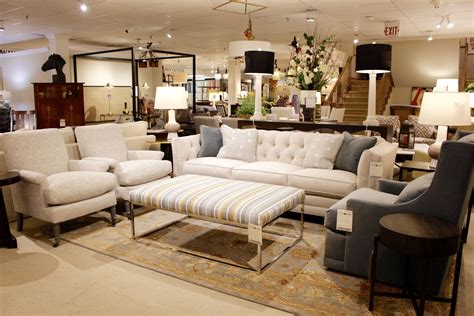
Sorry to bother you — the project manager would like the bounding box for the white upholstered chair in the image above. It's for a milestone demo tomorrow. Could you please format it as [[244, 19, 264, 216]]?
[[2, 129, 118, 247], [74, 124, 172, 215], [119, 121, 157, 150]]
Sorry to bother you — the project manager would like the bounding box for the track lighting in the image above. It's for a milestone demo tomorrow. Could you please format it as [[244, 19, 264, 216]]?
[[427, 32, 433, 41], [223, 68, 228, 80], [446, 16, 454, 28], [166, 33, 172, 38], [214, 67, 222, 80], [306, 16, 315, 22], [435, 16, 454, 29], [353, 34, 359, 44]]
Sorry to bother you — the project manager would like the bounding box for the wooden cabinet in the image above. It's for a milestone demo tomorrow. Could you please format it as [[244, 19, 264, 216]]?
[[33, 83, 85, 129]]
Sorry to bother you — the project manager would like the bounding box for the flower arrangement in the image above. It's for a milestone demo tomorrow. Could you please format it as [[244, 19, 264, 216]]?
[[286, 32, 338, 91]]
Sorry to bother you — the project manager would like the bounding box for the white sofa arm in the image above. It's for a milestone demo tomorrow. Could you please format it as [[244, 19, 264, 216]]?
[[82, 157, 119, 171], [356, 139, 398, 189], [69, 160, 110, 172], [13, 169, 48, 185], [171, 134, 201, 176], [128, 150, 164, 160]]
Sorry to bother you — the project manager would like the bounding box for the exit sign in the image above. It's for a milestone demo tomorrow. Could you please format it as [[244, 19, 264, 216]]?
[[384, 21, 400, 37]]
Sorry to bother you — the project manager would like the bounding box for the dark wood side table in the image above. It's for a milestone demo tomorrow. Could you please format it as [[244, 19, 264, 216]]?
[[369, 213, 462, 316], [397, 160, 434, 181], [0, 171, 21, 248]]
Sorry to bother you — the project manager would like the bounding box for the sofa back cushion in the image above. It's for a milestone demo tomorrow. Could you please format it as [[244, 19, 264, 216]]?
[[256, 130, 311, 167], [120, 121, 148, 138], [303, 133, 344, 169], [75, 124, 129, 162], [217, 124, 257, 162]]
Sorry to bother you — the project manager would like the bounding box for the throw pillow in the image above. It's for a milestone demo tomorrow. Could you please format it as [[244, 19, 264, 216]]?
[[217, 124, 258, 162], [303, 133, 344, 169], [408, 115, 436, 138], [197, 126, 223, 158], [375, 115, 400, 138], [396, 173, 434, 203], [335, 132, 377, 174]]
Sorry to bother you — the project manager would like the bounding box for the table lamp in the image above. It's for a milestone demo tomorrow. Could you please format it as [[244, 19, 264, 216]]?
[[105, 83, 113, 115], [355, 44, 392, 126], [154, 86, 188, 141], [244, 50, 274, 120], [418, 92, 471, 168]]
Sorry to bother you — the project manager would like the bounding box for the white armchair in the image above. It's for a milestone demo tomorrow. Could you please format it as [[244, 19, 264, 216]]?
[[2, 129, 118, 247], [74, 124, 172, 215]]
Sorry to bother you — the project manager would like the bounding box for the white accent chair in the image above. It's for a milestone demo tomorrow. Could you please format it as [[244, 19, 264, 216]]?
[[2, 129, 118, 247], [270, 107, 300, 120], [74, 124, 172, 215]]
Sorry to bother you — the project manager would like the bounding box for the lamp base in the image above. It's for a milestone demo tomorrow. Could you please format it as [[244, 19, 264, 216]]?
[[250, 114, 263, 120], [363, 116, 380, 126], [165, 109, 180, 141]]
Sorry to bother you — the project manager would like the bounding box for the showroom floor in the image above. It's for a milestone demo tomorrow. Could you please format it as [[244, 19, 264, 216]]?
[[1, 216, 473, 315]]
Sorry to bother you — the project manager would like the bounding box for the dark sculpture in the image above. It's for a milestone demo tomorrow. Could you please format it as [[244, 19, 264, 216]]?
[[41, 54, 66, 83]]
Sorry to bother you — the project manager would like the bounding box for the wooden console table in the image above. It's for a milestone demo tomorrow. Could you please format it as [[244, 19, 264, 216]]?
[[237, 120, 393, 142]]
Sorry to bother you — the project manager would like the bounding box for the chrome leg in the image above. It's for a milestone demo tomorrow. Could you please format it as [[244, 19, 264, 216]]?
[[300, 201, 304, 238], [52, 223, 60, 247], [110, 206, 116, 227]]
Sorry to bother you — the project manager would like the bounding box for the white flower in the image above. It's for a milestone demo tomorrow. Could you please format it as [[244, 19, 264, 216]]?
[[287, 69, 296, 76], [289, 59, 296, 67]]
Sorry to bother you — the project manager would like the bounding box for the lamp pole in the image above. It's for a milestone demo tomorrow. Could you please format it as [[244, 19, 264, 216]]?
[[251, 74, 263, 120], [364, 72, 379, 126]]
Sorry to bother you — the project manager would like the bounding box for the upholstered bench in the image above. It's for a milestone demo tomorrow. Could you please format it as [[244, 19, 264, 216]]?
[[129, 174, 305, 273]]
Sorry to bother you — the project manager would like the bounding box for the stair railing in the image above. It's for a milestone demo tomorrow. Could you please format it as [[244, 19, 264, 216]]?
[[375, 73, 394, 114], [325, 55, 353, 106]]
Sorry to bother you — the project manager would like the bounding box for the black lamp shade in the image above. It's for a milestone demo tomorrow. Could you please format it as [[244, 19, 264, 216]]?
[[244, 50, 274, 75], [356, 44, 392, 74]]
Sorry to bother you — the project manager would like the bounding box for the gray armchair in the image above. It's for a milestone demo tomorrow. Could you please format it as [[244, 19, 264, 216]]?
[[323, 141, 474, 295]]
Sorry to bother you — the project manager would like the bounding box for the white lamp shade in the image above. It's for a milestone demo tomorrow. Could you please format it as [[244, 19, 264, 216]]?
[[435, 79, 458, 92], [154, 86, 188, 110], [419, 92, 471, 126], [209, 92, 221, 101], [228, 40, 272, 57], [469, 93, 474, 108]]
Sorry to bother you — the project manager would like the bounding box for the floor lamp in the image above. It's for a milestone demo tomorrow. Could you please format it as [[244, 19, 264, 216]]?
[[154, 86, 188, 141], [355, 44, 392, 126], [418, 92, 471, 168], [244, 50, 274, 120]]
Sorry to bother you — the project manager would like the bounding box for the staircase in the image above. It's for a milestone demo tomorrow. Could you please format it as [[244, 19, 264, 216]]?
[[342, 79, 368, 122]]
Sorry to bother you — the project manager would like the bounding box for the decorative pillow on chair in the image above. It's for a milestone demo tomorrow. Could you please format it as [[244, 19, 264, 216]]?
[[335, 132, 377, 174], [197, 126, 223, 158], [217, 124, 258, 162], [408, 115, 436, 138], [396, 173, 434, 203], [303, 133, 344, 169]]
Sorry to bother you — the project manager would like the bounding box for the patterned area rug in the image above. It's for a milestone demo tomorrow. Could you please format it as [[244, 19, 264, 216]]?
[[59, 209, 457, 316]]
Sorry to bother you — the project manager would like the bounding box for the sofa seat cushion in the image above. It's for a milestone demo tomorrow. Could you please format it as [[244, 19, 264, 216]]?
[[117, 160, 172, 186], [288, 168, 357, 198], [45, 171, 117, 205], [183, 157, 247, 179], [232, 161, 302, 186]]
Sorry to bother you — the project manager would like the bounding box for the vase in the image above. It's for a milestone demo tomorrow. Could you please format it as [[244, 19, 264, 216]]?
[[299, 90, 321, 121]]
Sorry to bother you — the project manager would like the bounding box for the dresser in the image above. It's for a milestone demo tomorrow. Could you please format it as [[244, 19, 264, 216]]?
[[33, 83, 85, 129]]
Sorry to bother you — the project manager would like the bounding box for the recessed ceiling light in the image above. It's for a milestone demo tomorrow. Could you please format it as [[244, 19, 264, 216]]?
[[306, 16, 315, 22], [80, 2, 88, 12], [166, 33, 172, 38], [0, 20, 5, 32]]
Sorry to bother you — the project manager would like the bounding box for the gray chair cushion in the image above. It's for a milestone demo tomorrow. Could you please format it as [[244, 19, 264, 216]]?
[[396, 173, 434, 203], [335, 132, 377, 174], [197, 126, 223, 158]]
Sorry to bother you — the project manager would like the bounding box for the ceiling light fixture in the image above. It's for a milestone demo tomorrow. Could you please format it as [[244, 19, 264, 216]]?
[[0, 20, 4, 32], [212, 0, 268, 15], [79, 2, 88, 12], [353, 34, 359, 44], [427, 31, 433, 41], [306, 16, 315, 22], [372, 41, 377, 44], [223, 68, 228, 80], [435, 15, 454, 29], [214, 67, 222, 80], [166, 33, 172, 38], [446, 16, 454, 28]]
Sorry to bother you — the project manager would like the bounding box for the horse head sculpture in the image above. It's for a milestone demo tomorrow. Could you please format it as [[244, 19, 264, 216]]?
[[42, 54, 66, 83]]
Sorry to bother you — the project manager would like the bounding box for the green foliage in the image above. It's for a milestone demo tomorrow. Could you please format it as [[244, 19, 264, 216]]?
[[236, 93, 267, 116], [465, 83, 474, 93]]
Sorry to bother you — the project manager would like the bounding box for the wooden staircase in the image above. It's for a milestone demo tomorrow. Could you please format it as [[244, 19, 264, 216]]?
[[342, 79, 368, 122]]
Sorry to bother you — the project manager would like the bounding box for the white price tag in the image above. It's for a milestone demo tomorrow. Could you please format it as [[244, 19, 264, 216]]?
[[336, 209, 353, 232], [369, 162, 384, 178], [248, 224, 263, 245]]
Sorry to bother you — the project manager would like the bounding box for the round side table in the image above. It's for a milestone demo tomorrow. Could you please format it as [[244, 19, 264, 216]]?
[[368, 213, 462, 316], [0, 171, 21, 248]]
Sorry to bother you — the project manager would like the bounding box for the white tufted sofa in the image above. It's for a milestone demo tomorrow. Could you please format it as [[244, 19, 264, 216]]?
[[172, 129, 398, 217]]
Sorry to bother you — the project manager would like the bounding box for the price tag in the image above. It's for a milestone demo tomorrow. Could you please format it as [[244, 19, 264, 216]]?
[[248, 224, 263, 245], [369, 162, 384, 178], [336, 209, 353, 232]]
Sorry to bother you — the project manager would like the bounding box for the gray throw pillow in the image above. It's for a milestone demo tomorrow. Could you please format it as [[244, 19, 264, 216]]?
[[396, 173, 434, 203], [197, 126, 223, 158], [334, 132, 377, 174]]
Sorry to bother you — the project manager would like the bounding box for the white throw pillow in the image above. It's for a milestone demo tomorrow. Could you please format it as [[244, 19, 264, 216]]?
[[217, 124, 258, 162], [303, 133, 344, 169]]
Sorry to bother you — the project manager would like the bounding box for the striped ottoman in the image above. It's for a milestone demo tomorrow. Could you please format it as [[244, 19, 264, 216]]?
[[129, 174, 305, 273]]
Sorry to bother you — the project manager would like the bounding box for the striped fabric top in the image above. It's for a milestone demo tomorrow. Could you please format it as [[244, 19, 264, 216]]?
[[130, 174, 304, 226]]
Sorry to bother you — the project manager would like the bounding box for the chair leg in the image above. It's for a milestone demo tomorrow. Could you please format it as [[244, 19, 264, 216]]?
[[16, 212, 24, 232], [110, 206, 116, 227], [124, 201, 132, 220], [52, 223, 60, 247]]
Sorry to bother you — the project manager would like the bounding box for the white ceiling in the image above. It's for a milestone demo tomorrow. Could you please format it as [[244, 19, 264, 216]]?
[[0, 0, 473, 71]]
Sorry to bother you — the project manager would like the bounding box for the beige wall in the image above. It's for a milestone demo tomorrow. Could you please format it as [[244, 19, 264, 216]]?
[[388, 38, 459, 104]]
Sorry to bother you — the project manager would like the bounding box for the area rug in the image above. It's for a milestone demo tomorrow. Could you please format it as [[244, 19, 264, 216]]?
[[59, 209, 458, 316]]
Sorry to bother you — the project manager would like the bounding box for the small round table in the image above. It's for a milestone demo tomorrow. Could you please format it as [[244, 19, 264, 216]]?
[[368, 213, 462, 316], [0, 171, 21, 248]]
